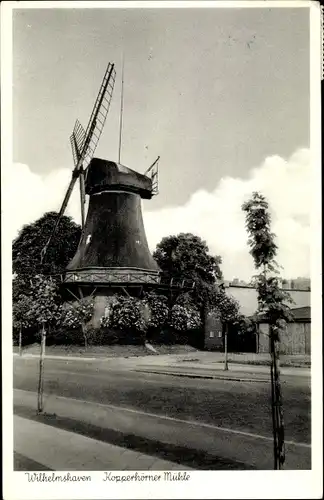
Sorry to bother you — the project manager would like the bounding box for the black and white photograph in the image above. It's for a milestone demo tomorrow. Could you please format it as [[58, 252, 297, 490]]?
[[1, 1, 322, 499]]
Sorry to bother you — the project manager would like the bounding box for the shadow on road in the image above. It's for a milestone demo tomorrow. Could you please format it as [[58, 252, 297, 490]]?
[[14, 405, 256, 471]]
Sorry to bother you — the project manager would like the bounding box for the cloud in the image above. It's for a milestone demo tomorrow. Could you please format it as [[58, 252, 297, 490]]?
[[144, 148, 311, 280], [6, 148, 310, 280], [5, 163, 83, 242]]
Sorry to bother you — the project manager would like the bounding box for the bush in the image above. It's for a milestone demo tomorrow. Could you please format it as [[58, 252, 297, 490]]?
[[101, 296, 147, 339], [86, 327, 131, 345], [13, 294, 37, 345], [143, 292, 169, 329], [61, 300, 94, 329], [147, 326, 177, 345], [13, 326, 38, 346], [169, 304, 201, 332], [215, 290, 240, 323], [227, 314, 258, 352]]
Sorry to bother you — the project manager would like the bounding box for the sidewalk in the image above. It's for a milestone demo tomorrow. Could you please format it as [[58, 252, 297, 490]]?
[[135, 366, 270, 382], [134, 362, 310, 382], [14, 415, 192, 471], [14, 389, 311, 470]]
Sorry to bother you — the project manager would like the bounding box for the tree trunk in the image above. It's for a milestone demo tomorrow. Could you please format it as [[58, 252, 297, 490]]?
[[270, 327, 285, 469], [256, 326, 260, 353], [224, 322, 229, 371], [81, 323, 88, 350], [37, 323, 46, 413], [18, 325, 22, 357]]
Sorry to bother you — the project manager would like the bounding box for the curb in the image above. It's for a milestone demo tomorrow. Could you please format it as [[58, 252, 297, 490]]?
[[13, 354, 310, 374], [13, 353, 107, 362], [13, 353, 143, 363], [134, 369, 270, 383]]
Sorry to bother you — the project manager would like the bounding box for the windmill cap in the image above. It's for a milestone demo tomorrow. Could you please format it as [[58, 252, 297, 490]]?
[[85, 158, 153, 199]]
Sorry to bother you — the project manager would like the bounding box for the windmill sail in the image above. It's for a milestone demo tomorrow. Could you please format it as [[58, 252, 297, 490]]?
[[81, 62, 116, 177], [70, 120, 87, 229], [40, 62, 116, 263], [40, 173, 80, 262], [70, 120, 86, 166], [70, 63, 116, 173]]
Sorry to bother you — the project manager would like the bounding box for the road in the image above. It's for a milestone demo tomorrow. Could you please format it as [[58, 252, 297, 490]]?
[[13, 356, 311, 469]]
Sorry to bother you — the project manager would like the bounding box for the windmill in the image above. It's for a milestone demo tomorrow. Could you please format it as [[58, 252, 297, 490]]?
[[39, 61, 173, 326]]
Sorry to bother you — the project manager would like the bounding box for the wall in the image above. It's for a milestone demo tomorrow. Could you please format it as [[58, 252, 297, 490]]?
[[225, 285, 310, 317], [258, 322, 311, 355], [226, 286, 258, 316], [91, 290, 118, 328]]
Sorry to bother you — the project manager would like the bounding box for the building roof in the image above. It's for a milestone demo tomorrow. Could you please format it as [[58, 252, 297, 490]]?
[[256, 306, 311, 323], [85, 158, 153, 199], [290, 306, 311, 321]]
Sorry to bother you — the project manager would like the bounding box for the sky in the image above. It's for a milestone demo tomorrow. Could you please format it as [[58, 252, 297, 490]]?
[[10, 4, 311, 280]]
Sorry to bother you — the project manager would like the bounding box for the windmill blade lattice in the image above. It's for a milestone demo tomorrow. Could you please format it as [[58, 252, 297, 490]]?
[[80, 62, 116, 175], [40, 62, 116, 263], [70, 120, 86, 166]]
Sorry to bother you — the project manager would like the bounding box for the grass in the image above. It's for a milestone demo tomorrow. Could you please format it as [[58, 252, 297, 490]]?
[[13, 343, 198, 358], [13, 344, 310, 367], [178, 352, 311, 368], [229, 358, 311, 368], [15, 360, 311, 445], [227, 354, 311, 368]]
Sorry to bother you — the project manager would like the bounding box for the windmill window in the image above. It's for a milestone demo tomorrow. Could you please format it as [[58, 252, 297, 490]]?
[[86, 234, 92, 245], [218, 331, 222, 338], [209, 332, 214, 338]]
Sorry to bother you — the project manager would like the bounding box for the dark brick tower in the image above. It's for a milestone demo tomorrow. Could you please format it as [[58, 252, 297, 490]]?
[[63, 158, 160, 324]]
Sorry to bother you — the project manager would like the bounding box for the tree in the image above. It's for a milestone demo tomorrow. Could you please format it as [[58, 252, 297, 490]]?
[[13, 274, 31, 303], [13, 294, 35, 330], [27, 274, 63, 413], [61, 299, 94, 349], [27, 275, 63, 334], [13, 212, 81, 283], [242, 191, 293, 470], [215, 290, 240, 323], [153, 233, 222, 284], [13, 294, 35, 353], [231, 314, 258, 342], [153, 233, 223, 314], [213, 290, 240, 370]]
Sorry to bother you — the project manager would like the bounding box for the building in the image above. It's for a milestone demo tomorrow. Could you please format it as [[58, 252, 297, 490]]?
[[204, 311, 223, 350], [282, 278, 311, 290], [224, 281, 310, 317], [257, 306, 311, 355], [204, 281, 311, 354]]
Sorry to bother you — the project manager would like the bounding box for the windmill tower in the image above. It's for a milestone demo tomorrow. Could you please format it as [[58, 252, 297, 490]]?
[[41, 62, 164, 325]]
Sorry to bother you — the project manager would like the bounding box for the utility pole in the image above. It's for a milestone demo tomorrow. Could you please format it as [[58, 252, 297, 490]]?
[[118, 53, 125, 164], [37, 323, 46, 413]]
